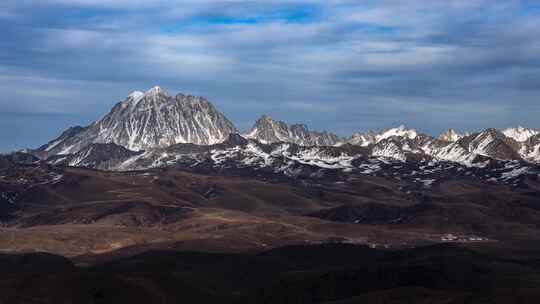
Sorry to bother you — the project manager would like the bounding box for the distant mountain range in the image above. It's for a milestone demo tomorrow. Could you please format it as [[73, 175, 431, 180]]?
[[22, 86, 540, 186], [3, 86, 540, 285]]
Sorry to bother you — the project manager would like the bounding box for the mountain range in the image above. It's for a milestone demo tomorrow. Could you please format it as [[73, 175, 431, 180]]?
[[27, 87, 539, 186], [3, 87, 540, 303]]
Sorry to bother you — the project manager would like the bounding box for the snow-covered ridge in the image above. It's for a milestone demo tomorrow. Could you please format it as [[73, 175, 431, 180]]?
[[38, 86, 238, 156], [345, 132, 376, 147], [438, 129, 463, 142], [34, 87, 540, 167], [127, 91, 144, 104], [376, 125, 417, 142], [503, 126, 539, 142], [245, 115, 341, 147], [50, 135, 539, 189]]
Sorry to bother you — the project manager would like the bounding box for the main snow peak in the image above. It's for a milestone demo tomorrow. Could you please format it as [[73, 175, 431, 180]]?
[[147, 86, 167, 96], [39, 87, 238, 155]]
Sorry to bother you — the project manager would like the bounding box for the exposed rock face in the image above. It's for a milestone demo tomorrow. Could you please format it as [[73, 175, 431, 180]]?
[[371, 134, 433, 162], [38, 87, 237, 156], [438, 129, 463, 142], [456, 129, 521, 161], [245, 115, 341, 146], [30, 86, 540, 168], [36, 126, 87, 157], [48, 143, 143, 170], [375, 125, 418, 142], [45, 132, 539, 190], [520, 134, 540, 163], [346, 131, 377, 147], [343, 125, 419, 147], [344, 126, 535, 165], [502, 126, 539, 142]]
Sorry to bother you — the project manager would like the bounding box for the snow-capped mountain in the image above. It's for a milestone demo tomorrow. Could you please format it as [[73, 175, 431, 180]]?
[[48, 143, 143, 170], [438, 129, 463, 142], [345, 131, 377, 147], [372, 135, 433, 162], [425, 130, 516, 165], [502, 126, 539, 142], [50, 133, 539, 189], [519, 134, 540, 163], [377, 128, 522, 165], [375, 125, 418, 142], [341, 126, 433, 162], [342, 126, 536, 166], [36, 126, 88, 158], [336, 127, 537, 168], [38, 87, 237, 156], [459, 129, 521, 160], [30, 86, 540, 183], [245, 115, 341, 146], [343, 125, 420, 147]]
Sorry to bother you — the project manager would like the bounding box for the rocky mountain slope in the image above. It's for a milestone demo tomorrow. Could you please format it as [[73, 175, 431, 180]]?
[[438, 128, 464, 142], [244, 115, 341, 146], [43, 133, 539, 192], [502, 126, 539, 142], [37, 86, 237, 156], [30, 87, 540, 182], [5, 87, 540, 304], [3, 123, 540, 304]]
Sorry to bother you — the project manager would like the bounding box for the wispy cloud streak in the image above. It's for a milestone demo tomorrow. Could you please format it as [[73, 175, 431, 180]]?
[[0, 0, 539, 151]]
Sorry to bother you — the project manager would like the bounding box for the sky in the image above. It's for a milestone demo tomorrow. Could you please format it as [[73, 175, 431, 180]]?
[[1, 0, 540, 152]]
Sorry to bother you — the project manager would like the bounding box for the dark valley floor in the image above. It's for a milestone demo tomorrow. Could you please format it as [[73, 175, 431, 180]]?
[[1, 156, 540, 303], [2, 243, 540, 304]]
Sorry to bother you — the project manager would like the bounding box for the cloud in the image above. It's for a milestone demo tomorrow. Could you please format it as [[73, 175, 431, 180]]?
[[283, 101, 338, 113], [1, 0, 540, 151]]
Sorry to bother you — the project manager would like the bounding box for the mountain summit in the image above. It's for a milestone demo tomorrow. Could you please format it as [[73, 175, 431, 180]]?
[[438, 129, 463, 142], [38, 87, 237, 156], [35, 88, 540, 168], [245, 115, 341, 146], [502, 126, 539, 142]]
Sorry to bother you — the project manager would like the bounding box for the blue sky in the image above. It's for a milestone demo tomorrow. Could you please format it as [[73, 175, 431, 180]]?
[[1, 0, 540, 152]]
